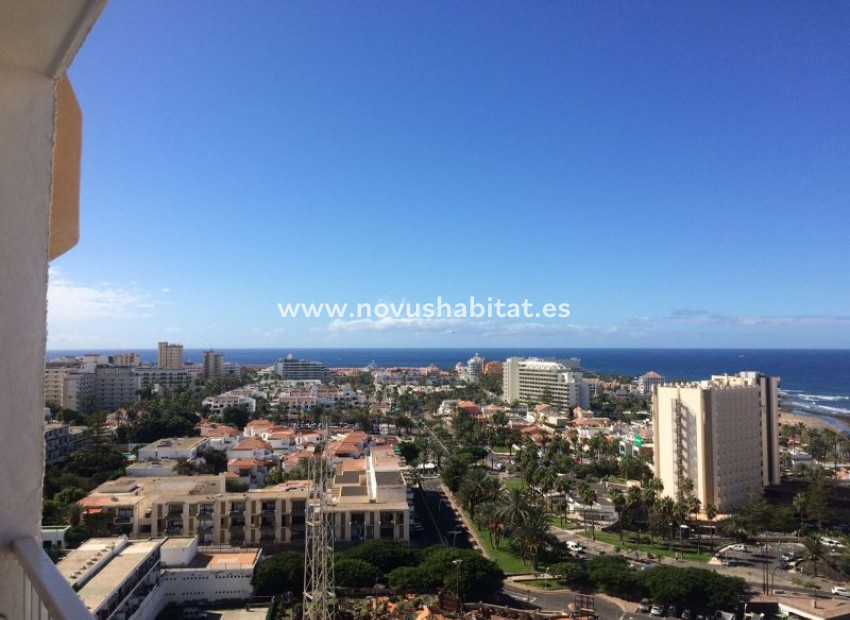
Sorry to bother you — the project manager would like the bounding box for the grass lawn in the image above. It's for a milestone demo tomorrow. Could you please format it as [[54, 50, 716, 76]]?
[[463, 508, 533, 575], [517, 579, 562, 590], [548, 514, 580, 529], [575, 528, 713, 563], [504, 478, 526, 490]]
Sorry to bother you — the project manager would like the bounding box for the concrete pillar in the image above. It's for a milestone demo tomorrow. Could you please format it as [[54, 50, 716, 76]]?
[[0, 65, 57, 620]]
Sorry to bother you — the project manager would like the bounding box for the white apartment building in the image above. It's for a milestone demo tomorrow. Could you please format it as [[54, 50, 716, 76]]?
[[503, 357, 590, 410], [138, 437, 209, 461], [637, 370, 665, 395], [651, 371, 780, 512], [56, 536, 261, 620], [274, 354, 332, 380], [134, 367, 193, 393]]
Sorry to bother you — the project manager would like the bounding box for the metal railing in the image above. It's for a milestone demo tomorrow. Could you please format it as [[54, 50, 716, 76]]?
[[11, 536, 94, 619]]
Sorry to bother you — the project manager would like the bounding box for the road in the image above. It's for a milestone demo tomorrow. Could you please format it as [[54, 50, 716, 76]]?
[[501, 582, 623, 619]]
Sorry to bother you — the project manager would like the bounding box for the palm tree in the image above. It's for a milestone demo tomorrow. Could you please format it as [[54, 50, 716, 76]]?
[[689, 497, 703, 554], [705, 503, 718, 551], [610, 489, 627, 542], [577, 482, 598, 541], [793, 492, 807, 538], [803, 533, 826, 577], [497, 486, 533, 534], [476, 501, 506, 548], [513, 504, 551, 569], [555, 476, 573, 526], [458, 467, 497, 516]]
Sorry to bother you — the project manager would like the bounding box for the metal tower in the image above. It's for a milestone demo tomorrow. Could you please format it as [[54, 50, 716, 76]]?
[[303, 417, 335, 620]]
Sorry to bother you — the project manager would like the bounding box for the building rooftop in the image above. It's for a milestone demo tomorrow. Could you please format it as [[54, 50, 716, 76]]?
[[141, 436, 207, 452], [59, 538, 163, 614]]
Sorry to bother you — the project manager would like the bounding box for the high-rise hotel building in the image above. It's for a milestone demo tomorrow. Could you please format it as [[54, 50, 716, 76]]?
[[157, 341, 184, 369], [651, 371, 780, 512], [503, 357, 590, 410]]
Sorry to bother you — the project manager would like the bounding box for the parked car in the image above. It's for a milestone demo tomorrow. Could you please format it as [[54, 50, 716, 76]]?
[[721, 558, 738, 566], [667, 605, 678, 618], [832, 586, 850, 598], [566, 541, 585, 552], [730, 544, 748, 552], [650, 604, 665, 617], [639, 598, 652, 613], [681, 610, 692, 620], [780, 552, 796, 562]]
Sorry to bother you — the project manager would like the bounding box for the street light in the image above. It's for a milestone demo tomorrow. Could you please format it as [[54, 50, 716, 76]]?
[[453, 559, 463, 600], [542, 566, 550, 610], [447, 529, 461, 546]]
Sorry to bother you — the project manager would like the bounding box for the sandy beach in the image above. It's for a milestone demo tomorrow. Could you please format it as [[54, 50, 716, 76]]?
[[778, 406, 849, 433]]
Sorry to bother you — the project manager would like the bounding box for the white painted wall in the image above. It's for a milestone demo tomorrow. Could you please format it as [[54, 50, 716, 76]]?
[[0, 66, 57, 620], [162, 568, 254, 603]]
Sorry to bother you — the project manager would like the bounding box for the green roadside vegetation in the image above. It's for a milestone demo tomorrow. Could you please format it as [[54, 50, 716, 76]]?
[[462, 508, 533, 574], [576, 529, 713, 563]]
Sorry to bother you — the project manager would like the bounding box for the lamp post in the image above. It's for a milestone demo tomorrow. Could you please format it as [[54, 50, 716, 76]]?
[[669, 522, 674, 552], [543, 566, 550, 610], [453, 559, 463, 601]]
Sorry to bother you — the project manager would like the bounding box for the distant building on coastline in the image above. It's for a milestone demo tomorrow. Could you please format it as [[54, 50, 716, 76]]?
[[274, 354, 331, 380], [157, 341, 184, 369], [503, 357, 590, 410], [652, 371, 780, 512], [203, 349, 224, 379], [638, 370, 665, 395]]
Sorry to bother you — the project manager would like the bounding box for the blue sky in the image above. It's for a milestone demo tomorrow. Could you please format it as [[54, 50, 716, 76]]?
[[49, 1, 850, 349]]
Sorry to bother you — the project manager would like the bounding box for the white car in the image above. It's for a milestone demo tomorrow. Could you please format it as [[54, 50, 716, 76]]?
[[832, 586, 850, 598], [567, 541, 585, 553], [730, 544, 748, 552], [650, 605, 665, 616]]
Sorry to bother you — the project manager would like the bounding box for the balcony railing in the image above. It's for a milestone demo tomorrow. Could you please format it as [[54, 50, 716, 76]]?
[[11, 536, 94, 619]]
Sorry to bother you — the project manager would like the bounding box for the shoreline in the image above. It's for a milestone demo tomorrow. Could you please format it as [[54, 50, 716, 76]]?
[[778, 407, 849, 434]]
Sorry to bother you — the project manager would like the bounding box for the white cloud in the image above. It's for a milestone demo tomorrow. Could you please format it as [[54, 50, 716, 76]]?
[[47, 268, 160, 322], [661, 309, 850, 327], [326, 317, 619, 338]]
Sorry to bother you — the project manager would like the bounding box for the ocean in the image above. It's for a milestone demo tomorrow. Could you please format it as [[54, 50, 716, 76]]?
[[47, 348, 850, 431]]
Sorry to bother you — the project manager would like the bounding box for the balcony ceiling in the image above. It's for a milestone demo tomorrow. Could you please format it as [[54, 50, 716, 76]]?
[[0, 0, 107, 78]]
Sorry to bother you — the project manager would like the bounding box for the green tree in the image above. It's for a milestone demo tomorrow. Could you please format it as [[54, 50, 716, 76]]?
[[550, 561, 588, 589], [222, 404, 250, 429], [334, 559, 382, 588], [339, 540, 420, 574], [252, 552, 304, 596]]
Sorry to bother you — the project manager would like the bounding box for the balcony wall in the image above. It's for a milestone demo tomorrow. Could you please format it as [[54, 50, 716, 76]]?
[[0, 4, 106, 616], [0, 64, 60, 620]]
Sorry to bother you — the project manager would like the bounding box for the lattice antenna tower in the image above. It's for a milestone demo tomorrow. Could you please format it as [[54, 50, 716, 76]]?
[[303, 415, 336, 620]]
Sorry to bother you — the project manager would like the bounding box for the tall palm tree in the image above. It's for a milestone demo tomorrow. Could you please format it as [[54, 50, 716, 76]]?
[[555, 476, 573, 526], [705, 503, 718, 552], [497, 486, 533, 534], [793, 491, 807, 538], [803, 533, 826, 577], [610, 489, 627, 542], [577, 482, 598, 541], [513, 504, 551, 569], [476, 501, 506, 548], [458, 467, 497, 516]]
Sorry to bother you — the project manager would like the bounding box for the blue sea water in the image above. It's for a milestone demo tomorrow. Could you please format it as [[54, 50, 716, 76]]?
[[47, 348, 850, 430]]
